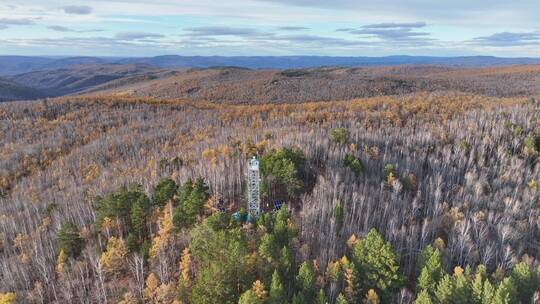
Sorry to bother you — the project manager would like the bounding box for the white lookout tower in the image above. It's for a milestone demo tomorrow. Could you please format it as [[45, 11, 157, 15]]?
[[247, 156, 261, 216]]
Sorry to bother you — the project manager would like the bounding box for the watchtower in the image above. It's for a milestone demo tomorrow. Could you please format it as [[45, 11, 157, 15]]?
[[247, 156, 261, 216]]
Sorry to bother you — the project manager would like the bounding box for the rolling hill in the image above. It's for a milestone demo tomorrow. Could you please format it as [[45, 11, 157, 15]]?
[[7, 63, 170, 97], [93, 65, 540, 103], [0, 77, 44, 102]]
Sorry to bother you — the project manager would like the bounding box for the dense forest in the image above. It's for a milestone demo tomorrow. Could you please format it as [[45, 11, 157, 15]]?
[[1, 90, 540, 303]]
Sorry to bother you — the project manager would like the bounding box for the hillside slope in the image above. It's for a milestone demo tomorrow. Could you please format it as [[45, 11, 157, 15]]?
[[0, 77, 44, 102], [95, 65, 540, 103], [9, 63, 168, 96]]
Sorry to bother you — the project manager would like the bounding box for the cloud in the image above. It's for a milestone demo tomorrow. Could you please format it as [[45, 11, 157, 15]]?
[[62, 5, 93, 15], [343, 22, 432, 44], [47, 25, 73, 32], [183, 26, 262, 37], [362, 22, 427, 29], [335, 28, 356, 32], [277, 26, 310, 31], [274, 34, 365, 47], [0, 18, 36, 25], [47, 25, 104, 33], [115, 32, 165, 40], [472, 32, 540, 46]]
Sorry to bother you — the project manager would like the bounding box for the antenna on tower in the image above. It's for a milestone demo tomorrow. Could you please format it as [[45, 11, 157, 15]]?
[[247, 156, 261, 216]]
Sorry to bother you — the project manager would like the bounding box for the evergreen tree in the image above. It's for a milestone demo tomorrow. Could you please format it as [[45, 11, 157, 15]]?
[[352, 228, 404, 302], [492, 277, 518, 304], [260, 147, 310, 201], [173, 178, 210, 230], [57, 221, 84, 258], [510, 262, 537, 303], [130, 194, 150, 237], [296, 261, 316, 303], [415, 290, 433, 304], [153, 177, 178, 207], [335, 293, 348, 304], [435, 274, 454, 304], [269, 270, 286, 304], [453, 267, 472, 304], [471, 265, 487, 304], [417, 245, 443, 296], [481, 279, 495, 304], [315, 289, 327, 304], [238, 289, 262, 304]]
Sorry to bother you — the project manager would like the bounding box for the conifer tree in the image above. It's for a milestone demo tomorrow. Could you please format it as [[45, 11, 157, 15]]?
[[481, 279, 495, 304], [352, 228, 403, 302], [153, 177, 178, 207], [238, 290, 262, 304], [453, 267, 472, 304], [510, 261, 537, 303], [296, 261, 316, 303], [415, 290, 433, 304], [269, 270, 285, 304], [492, 277, 518, 304], [435, 274, 454, 304], [100, 236, 127, 274], [335, 293, 348, 304], [315, 289, 327, 304], [417, 245, 443, 295], [57, 221, 84, 258], [471, 265, 486, 304]]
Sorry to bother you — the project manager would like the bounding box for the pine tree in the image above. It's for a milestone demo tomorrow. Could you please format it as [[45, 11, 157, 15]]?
[[57, 221, 84, 258], [481, 279, 495, 304], [130, 194, 150, 237], [269, 270, 286, 304], [417, 245, 443, 295], [153, 177, 178, 207], [296, 261, 316, 303], [492, 277, 518, 304], [335, 293, 348, 304], [435, 274, 454, 304], [352, 228, 403, 302], [510, 262, 536, 303], [471, 265, 487, 304], [415, 290, 433, 304], [315, 289, 327, 304], [238, 290, 262, 304], [453, 267, 472, 304]]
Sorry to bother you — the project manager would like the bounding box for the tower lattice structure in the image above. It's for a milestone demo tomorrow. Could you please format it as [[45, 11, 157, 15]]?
[[247, 156, 261, 216]]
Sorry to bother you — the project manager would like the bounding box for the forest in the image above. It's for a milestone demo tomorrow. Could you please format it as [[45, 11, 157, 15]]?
[[0, 90, 539, 303]]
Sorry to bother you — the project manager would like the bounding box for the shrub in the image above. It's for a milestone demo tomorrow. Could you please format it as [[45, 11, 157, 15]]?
[[331, 128, 350, 144], [343, 154, 363, 176]]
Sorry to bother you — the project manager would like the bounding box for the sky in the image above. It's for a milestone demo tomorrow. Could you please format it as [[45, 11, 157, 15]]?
[[0, 0, 539, 57]]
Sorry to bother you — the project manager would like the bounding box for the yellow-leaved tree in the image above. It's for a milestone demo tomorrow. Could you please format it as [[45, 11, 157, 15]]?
[[100, 236, 127, 275], [0, 293, 17, 304]]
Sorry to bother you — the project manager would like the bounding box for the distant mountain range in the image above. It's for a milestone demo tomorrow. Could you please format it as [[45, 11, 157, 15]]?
[[2, 55, 540, 76]]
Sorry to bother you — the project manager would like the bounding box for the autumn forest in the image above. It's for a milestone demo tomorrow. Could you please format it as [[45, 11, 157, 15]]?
[[1, 65, 540, 304]]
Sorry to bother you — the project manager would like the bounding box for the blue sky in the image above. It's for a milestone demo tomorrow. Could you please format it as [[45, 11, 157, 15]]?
[[0, 0, 539, 57]]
